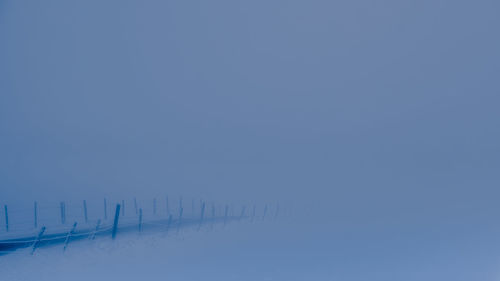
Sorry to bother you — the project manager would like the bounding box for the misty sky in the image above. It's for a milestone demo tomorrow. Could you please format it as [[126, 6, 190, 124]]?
[[1, 0, 500, 279]]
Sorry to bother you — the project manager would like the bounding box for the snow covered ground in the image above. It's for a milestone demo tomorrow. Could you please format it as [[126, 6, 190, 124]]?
[[2, 208, 500, 281], [1, 218, 328, 281]]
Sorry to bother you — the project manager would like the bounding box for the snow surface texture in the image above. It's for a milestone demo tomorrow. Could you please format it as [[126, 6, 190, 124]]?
[[0, 218, 332, 281], [2, 208, 500, 281]]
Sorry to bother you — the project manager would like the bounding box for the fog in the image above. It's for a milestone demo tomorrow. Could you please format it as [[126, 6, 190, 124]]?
[[1, 0, 500, 280]]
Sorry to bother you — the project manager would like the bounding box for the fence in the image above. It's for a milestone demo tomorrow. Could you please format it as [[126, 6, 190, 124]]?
[[0, 197, 279, 255]]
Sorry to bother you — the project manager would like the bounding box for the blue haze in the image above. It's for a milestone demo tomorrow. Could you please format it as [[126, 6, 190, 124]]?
[[0, 0, 500, 280]]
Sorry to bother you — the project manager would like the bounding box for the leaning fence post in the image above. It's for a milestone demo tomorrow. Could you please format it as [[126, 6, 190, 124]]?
[[89, 219, 101, 240], [112, 204, 121, 239], [239, 206, 246, 221], [104, 198, 108, 220], [63, 222, 78, 252], [31, 226, 46, 255], [4, 205, 9, 232], [34, 201, 38, 228], [83, 200, 88, 223], [138, 208, 143, 233]]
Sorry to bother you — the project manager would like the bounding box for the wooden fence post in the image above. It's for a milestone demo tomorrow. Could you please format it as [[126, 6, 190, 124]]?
[[83, 200, 88, 223], [138, 208, 143, 232], [60, 202, 66, 224], [197, 202, 205, 231], [34, 201, 38, 228], [166, 214, 172, 233], [112, 204, 121, 239], [4, 205, 8, 232], [224, 205, 229, 226], [274, 203, 279, 220], [263, 204, 268, 220], [210, 203, 216, 229], [166, 196, 169, 216], [104, 198, 108, 220], [63, 222, 78, 252], [191, 199, 195, 217], [177, 207, 183, 234], [31, 226, 46, 255], [179, 197, 183, 213]]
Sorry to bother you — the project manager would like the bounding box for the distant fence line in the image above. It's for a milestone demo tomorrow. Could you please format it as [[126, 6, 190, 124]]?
[[0, 197, 280, 255], [1, 197, 278, 233]]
